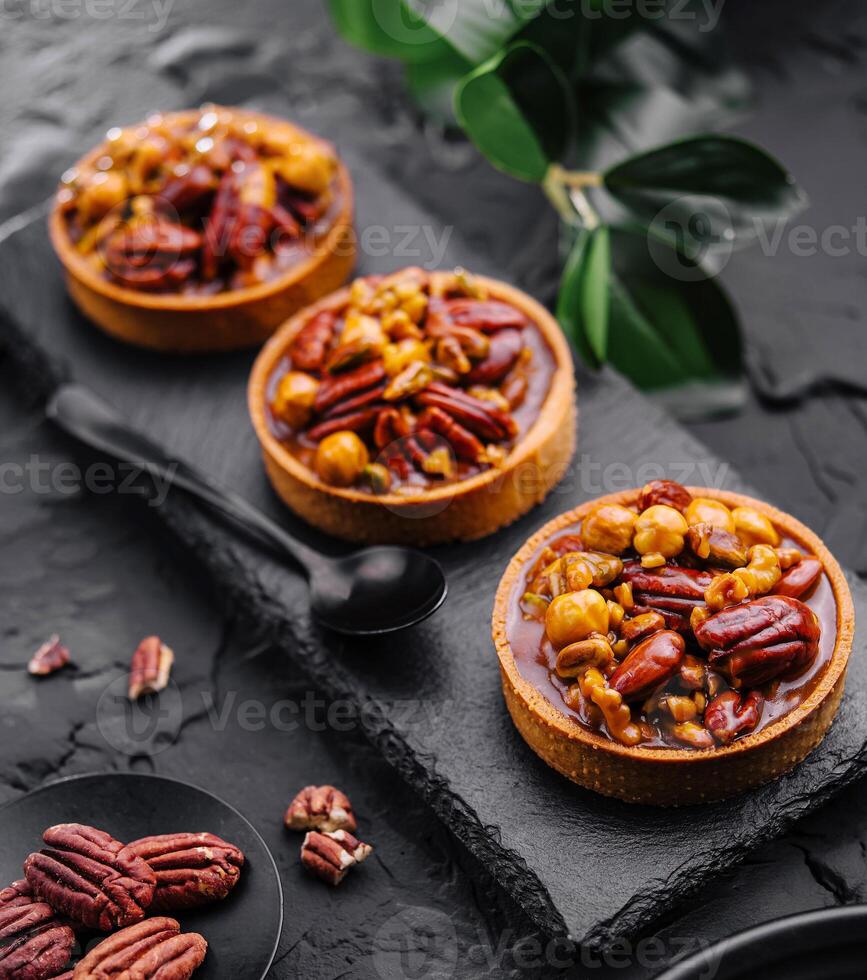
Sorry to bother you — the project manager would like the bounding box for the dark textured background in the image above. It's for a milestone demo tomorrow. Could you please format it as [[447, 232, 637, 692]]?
[[2, 1, 867, 977]]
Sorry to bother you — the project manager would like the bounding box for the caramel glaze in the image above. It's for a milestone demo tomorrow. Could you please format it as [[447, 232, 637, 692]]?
[[264, 314, 557, 495], [506, 521, 837, 750]]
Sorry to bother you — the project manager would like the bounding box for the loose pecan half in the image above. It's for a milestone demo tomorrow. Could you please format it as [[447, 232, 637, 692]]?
[[24, 824, 155, 931], [772, 557, 822, 600], [73, 917, 207, 980], [28, 636, 72, 677], [638, 480, 692, 513], [609, 630, 685, 702], [694, 595, 821, 688], [0, 917, 74, 980], [705, 690, 764, 745], [126, 833, 244, 912], [0, 881, 33, 909], [285, 785, 357, 833], [128, 637, 174, 701], [620, 561, 715, 632], [300, 830, 372, 887]]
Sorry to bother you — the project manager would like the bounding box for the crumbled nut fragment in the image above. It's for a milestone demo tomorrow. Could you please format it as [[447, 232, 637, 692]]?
[[128, 636, 174, 700], [300, 830, 372, 886], [285, 785, 357, 833], [28, 635, 71, 676]]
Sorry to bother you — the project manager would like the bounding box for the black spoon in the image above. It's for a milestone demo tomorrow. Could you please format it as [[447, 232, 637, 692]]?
[[46, 383, 447, 635]]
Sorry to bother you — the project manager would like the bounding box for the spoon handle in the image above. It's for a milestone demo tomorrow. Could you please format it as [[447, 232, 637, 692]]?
[[46, 383, 321, 576]]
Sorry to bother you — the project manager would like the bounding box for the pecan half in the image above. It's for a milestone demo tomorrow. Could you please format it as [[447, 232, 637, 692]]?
[[0, 880, 75, 980], [430, 298, 528, 333], [416, 407, 485, 463], [705, 690, 764, 745], [609, 630, 685, 702], [24, 824, 155, 931], [694, 595, 820, 688], [300, 830, 372, 887], [314, 362, 386, 415], [128, 637, 174, 701], [28, 636, 72, 677], [285, 785, 357, 833], [621, 561, 714, 631], [772, 557, 822, 600], [73, 917, 207, 980], [638, 480, 692, 513], [125, 833, 244, 912], [465, 328, 523, 385], [289, 310, 337, 372]]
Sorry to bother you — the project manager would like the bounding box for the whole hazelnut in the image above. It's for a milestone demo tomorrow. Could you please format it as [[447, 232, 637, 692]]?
[[315, 431, 369, 487]]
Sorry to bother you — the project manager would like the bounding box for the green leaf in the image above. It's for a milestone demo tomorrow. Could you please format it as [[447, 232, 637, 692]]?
[[556, 226, 610, 368], [603, 135, 807, 257], [604, 228, 742, 399], [328, 0, 538, 66], [455, 41, 572, 182], [328, 0, 450, 63]]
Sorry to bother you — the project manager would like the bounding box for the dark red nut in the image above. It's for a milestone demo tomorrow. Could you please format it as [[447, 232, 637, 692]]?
[[74, 917, 207, 980], [434, 298, 528, 333], [0, 920, 74, 980], [416, 407, 485, 464], [638, 480, 692, 513], [465, 328, 523, 385], [128, 636, 174, 701], [314, 361, 386, 414], [686, 523, 749, 569], [621, 561, 715, 632], [705, 690, 764, 745], [125, 833, 244, 912], [289, 310, 337, 372], [416, 382, 516, 441], [609, 630, 685, 702], [24, 824, 155, 932], [0, 881, 33, 909], [300, 830, 372, 887], [285, 785, 357, 833], [159, 164, 217, 212], [773, 557, 823, 600], [28, 636, 72, 677], [694, 595, 821, 689], [373, 407, 409, 450], [306, 405, 385, 442], [321, 381, 387, 421]]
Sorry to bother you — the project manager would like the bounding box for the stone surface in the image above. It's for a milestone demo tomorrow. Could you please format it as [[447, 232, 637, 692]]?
[[2, 0, 867, 977]]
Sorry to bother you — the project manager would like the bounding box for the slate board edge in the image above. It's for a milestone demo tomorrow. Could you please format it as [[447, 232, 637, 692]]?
[[2, 253, 866, 950]]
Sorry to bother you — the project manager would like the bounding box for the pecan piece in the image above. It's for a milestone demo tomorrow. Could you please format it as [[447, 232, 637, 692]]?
[[74, 917, 207, 980], [0, 881, 33, 909], [432, 298, 528, 333], [300, 830, 372, 887], [28, 636, 72, 677], [128, 637, 174, 701], [306, 405, 385, 442], [314, 362, 386, 415], [609, 630, 685, 702], [638, 480, 692, 513], [773, 557, 822, 600], [125, 833, 244, 912], [416, 407, 484, 464], [705, 690, 764, 745], [686, 523, 748, 569], [289, 311, 337, 372], [465, 328, 523, 385], [373, 407, 409, 450], [420, 382, 517, 440], [694, 595, 820, 688], [621, 561, 714, 632], [24, 824, 155, 931], [285, 785, 357, 833]]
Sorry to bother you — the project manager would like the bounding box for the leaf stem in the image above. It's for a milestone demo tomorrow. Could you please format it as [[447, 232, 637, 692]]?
[[558, 169, 604, 189], [545, 164, 602, 229]]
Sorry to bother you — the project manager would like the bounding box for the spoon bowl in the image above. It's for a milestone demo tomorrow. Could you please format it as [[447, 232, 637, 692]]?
[[310, 545, 448, 635]]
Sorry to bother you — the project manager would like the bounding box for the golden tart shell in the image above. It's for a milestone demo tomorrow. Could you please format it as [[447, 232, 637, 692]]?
[[248, 274, 577, 545], [49, 108, 356, 353], [492, 487, 855, 806]]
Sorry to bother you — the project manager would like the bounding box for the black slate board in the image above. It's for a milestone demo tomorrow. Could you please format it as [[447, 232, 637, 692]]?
[[2, 140, 866, 949]]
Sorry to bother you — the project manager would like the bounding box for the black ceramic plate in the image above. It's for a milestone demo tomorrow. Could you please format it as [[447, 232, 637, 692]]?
[[0, 772, 283, 979], [657, 906, 867, 980]]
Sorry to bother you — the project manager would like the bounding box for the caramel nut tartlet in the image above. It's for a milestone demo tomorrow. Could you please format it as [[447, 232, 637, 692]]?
[[492, 484, 855, 805], [50, 105, 355, 353], [249, 267, 576, 544]]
